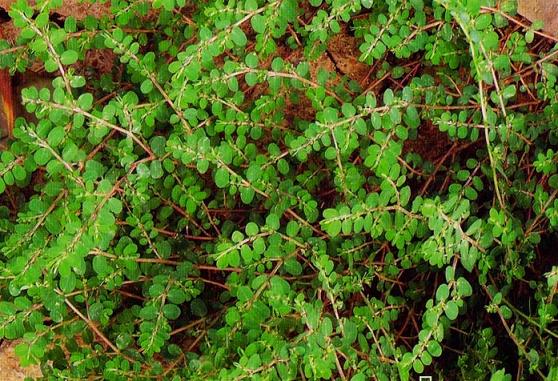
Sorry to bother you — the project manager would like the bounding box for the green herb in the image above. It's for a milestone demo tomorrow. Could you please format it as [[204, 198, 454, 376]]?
[[0, 0, 557, 380]]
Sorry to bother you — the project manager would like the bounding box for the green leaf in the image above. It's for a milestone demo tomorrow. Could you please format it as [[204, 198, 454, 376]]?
[[490, 369, 509, 381], [325, 220, 342, 237], [150, 160, 164, 179], [245, 0, 258, 11], [47, 126, 65, 147], [231, 27, 247, 47], [168, 288, 187, 304], [321, 208, 342, 237], [436, 284, 449, 301], [59, 273, 77, 293], [351, 374, 366, 381], [361, 0, 373, 8], [12, 165, 26, 181], [45, 59, 58, 73], [237, 285, 253, 302], [191, 299, 208, 317], [228, 250, 240, 267], [343, 320, 358, 345], [240, 187, 255, 204], [266, 213, 280, 230], [245, 53, 259, 68], [245, 72, 258, 87], [150, 136, 166, 156], [251, 15, 266, 33], [461, 247, 478, 272], [277, 159, 289, 175], [34, 148, 52, 166], [141, 79, 153, 94], [456, 277, 473, 297], [77, 93, 94, 111], [163, 304, 181, 320], [71, 76, 86, 88], [93, 256, 109, 276], [412, 358, 424, 373], [286, 221, 300, 237], [383, 89, 394, 105], [215, 168, 230, 188], [196, 159, 209, 174], [284, 258, 302, 276], [341, 103, 356, 117], [444, 300, 459, 320], [107, 198, 122, 214], [466, 0, 480, 15], [61, 50, 79, 65], [139, 305, 157, 320], [427, 340, 442, 357], [502, 85, 516, 99], [245, 222, 259, 236]]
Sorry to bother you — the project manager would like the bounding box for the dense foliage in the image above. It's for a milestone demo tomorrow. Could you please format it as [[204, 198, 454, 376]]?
[[1, 0, 558, 379]]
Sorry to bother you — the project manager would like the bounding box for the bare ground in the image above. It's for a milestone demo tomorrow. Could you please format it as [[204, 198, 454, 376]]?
[[0, 341, 41, 380]]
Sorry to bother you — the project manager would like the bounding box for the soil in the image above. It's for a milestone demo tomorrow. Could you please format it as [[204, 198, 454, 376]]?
[[327, 25, 370, 84], [518, 0, 558, 37], [0, 341, 42, 380], [283, 25, 371, 123], [0, 0, 110, 19], [403, 119, 453, 162]]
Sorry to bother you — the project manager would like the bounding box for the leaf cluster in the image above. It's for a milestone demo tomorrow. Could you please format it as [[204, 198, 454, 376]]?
[[1, 0, 558, 380]]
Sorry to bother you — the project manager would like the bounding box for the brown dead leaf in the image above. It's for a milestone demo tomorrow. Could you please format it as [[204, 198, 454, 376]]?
[[0, 20, 19, 42]]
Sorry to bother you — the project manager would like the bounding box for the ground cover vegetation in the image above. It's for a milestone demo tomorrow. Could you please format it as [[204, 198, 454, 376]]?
[[1, 0, 558, 379]]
